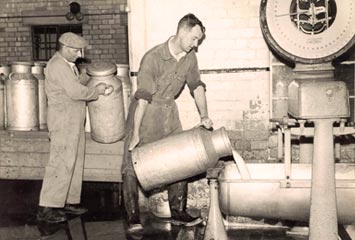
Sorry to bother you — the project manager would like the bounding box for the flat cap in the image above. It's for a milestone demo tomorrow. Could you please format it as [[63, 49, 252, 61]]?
[[59, 32, 88, 49]]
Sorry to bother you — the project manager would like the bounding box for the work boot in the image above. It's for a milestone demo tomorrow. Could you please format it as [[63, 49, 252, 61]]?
[[168, 181, 203, 226], [37, 206, 67, 223], [63, 204, 88, 215], [123, 175, 143, 234]]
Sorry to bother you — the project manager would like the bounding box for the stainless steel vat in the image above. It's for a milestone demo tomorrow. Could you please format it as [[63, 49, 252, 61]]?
[[219, 162, 355, 224]]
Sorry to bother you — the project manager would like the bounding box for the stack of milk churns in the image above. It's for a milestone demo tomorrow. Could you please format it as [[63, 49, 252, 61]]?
[[0, 61, 129, 144], [0, 61, 46, 131]]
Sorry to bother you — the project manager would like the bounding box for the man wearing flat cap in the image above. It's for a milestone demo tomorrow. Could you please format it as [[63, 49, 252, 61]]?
[[37, 32, 110, 223]]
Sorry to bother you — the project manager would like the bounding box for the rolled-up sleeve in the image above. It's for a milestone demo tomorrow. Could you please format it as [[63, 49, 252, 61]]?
[[134, 53, 157, 102], [186, 52, 206, 95]]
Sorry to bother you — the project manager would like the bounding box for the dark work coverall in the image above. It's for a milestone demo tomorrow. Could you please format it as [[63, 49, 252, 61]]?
[[39, 52, 99, 208], [121, 39, 206, 222]]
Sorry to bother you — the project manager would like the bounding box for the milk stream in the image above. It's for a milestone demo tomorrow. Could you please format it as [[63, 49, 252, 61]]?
[[232, 149, 251, 179]]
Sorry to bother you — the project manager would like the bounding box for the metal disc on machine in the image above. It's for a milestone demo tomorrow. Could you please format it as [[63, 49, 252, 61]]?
[[260, 0, 355, 64]]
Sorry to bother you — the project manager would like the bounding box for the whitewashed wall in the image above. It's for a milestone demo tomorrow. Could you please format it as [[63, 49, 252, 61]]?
[[128, 0, 275, 211], [127, 0, 271, 133]]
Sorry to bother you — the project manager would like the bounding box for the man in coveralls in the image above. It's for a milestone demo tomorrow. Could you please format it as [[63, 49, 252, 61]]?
[[122, 13, 213, 233], [37, 32, 110, 223]]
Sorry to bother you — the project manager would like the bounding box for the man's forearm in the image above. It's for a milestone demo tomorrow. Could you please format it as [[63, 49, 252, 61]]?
[[193, 85, 209, 119], [132, 99, 148, 136]]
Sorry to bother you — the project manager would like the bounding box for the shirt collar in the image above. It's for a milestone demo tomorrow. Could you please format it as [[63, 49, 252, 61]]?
[[161, 36, 187, 61], [57, 51, 76, 67], [161, 37, 174, 61], [168, 37, 186, 62]]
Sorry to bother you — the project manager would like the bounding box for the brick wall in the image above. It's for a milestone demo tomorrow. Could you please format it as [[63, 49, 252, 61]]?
[[0, 0, 128, 64]]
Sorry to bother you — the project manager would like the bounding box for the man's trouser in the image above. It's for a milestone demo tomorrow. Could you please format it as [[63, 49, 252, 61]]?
[[39, 128, 85, 208]]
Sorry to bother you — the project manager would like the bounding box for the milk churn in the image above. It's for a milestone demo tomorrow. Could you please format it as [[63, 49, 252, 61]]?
[[0, 63, 10, 129], [132, 127, 233, 191], [86, 61, 125, 143], [32, 62, 47, 130], [77, 62, 90, 86], [6, 62, 39, 131], [0, 63, 10, 77], [116, 64, 131, 119], [77, 62, 91, 132]]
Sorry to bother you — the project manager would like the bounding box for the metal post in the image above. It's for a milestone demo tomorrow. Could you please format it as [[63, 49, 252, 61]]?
[[309, 119, 338, 240], [284, 127, 291, 179], [204, 168, 228, 240], [277, 128, 283, 161]]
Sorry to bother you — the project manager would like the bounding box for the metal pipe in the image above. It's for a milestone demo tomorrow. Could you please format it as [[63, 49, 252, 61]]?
[[277, 128, 283, 160], [284, 127, 291, 178], [0, 12, 127, 19], [130, 67, 270, 77], [309, 119, 338, 240]]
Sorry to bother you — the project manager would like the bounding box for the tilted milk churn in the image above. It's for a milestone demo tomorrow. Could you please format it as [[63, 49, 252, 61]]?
[[86, 61, 125, 143], [132, 127, 233, 191], [6, 62, 39, 131], [0, 63, 10, 129], [32, 62, 47, 130]]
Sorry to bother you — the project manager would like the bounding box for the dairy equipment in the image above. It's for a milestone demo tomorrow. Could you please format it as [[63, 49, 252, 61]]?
[[6, 62, 39, 131], [31, 62, 47, 130], [0, 63, 10, 129], [132, 127, 232, 191], [211, 1, 355, 239], [86, 61, 126, 143]]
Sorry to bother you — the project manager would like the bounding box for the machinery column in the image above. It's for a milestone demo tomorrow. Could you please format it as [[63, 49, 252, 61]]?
[[309, 119, 338, 240]]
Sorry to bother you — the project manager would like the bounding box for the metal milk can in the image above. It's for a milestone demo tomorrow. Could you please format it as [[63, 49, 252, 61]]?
[[132, 127, 233, 191], [86, 61, 125, 143], [0, 63, 10, 77], [6, 62, 39, 131], [77, 63, 91, 132], [77, 62, 91, 86], [116, 64, 131, 119], [31, 62, 47, 130], [0, 63, 10, 129]]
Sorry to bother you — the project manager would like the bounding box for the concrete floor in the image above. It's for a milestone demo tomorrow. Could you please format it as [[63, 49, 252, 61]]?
[[0, 180, 304, 240], [0, 214, 299, 240]]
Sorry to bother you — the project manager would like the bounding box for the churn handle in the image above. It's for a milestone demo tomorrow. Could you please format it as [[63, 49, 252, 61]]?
[[8, 72, 20, 83], [103, 84, 114, 96], [195, 123, 214, 131]]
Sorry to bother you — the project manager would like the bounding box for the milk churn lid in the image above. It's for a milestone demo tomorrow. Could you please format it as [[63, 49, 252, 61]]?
[[87, 61, 117, 77], [78, 63, 89, 71], [33, 62, 46, 67], [12, 61, 34, 66]]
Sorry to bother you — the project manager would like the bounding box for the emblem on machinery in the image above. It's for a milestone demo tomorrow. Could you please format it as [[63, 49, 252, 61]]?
[[260, 0, 355, 64], [289, 0, 337, 35]]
